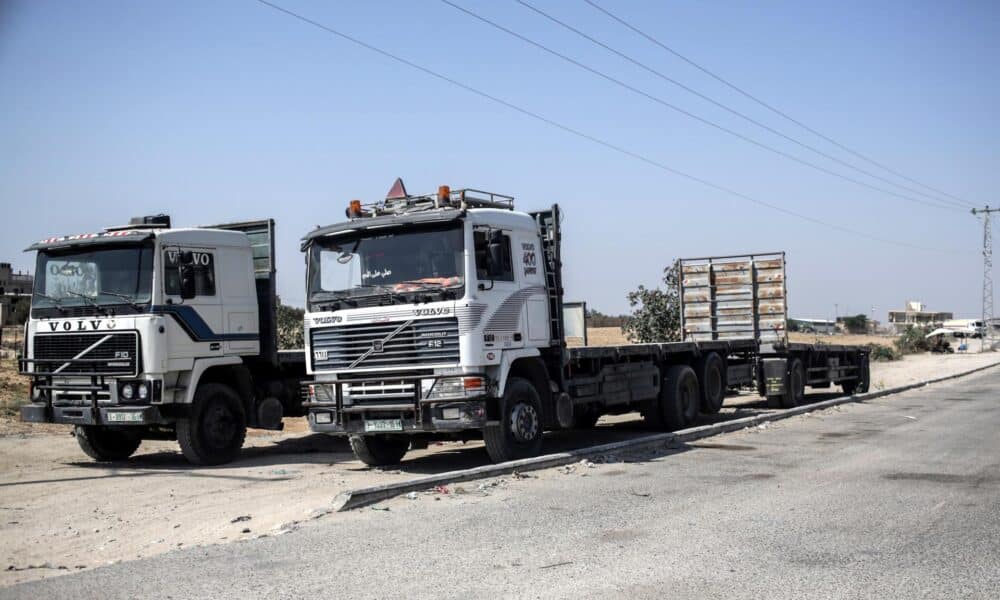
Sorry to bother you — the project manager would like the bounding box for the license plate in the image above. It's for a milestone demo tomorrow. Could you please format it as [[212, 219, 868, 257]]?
[[364, 419, 403, 432], [106, 412, 144, 423]]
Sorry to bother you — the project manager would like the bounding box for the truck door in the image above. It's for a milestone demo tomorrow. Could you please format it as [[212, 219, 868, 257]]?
[[474, 227, 523, 349], [162, 247, 224, 355], [514, 230, 549, 344]]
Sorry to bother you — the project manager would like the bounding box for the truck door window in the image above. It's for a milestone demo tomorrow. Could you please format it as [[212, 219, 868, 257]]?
[[474, 231, 514, 282], [164, 250, 216, 297]]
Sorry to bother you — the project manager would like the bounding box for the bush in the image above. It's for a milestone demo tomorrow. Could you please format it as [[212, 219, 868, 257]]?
[[622, 262, 681, 343], [867, 343, 899, 362], [277, 301, 304, 350], [894, 325, 931, 355]]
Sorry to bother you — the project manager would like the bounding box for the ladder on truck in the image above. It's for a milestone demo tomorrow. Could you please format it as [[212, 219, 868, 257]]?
[[531, 206, 567, 387]]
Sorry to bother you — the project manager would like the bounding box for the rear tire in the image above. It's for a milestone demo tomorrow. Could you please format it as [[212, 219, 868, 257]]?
[[177, 383, 247, 466], [658, 364, 700, 430], [349, 435, 410, 466], [697, 353, 726, 414], [484, 377, 544, 463], [75, 426, 142, 462]]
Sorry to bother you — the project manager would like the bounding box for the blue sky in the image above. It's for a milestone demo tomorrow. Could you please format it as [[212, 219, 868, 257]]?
[[1, 0, 997, 321]]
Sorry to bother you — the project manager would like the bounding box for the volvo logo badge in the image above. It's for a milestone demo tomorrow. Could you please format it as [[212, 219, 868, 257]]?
[[372, 340, 384, 353]]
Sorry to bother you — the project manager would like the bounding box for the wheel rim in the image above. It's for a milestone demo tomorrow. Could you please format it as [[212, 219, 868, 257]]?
[[204, 402, 237, 449], [509, 402, 540, 443]]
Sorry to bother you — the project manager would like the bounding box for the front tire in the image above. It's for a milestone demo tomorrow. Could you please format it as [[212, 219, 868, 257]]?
[[349, 435, 410, 466], [484, 377, 544, 463], [177, 383, 247, 466], [75, 426, 142, 461]]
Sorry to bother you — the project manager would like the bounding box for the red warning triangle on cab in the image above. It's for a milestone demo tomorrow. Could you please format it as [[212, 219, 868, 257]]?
[[385, 178, 408, 200]]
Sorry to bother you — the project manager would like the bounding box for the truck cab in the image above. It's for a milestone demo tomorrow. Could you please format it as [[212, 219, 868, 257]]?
[[20, 216, 305, 464], [302, 182, 565, 465]]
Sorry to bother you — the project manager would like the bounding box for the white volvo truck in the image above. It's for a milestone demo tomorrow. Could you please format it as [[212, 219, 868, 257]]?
[[19, 216, 305, 464], [301, 181, 870, 465]]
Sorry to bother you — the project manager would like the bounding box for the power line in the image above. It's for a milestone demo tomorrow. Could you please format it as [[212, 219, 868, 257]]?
[[251, 0, 967, 255], [584, 0, 976, 210], [515, 0, 972, 213], [441, 0, 962, 214]]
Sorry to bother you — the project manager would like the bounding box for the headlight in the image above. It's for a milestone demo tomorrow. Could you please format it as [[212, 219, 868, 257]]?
[[137, 383, 149, 400], [425, 377, 486, 400], [120, 383, 134, 400]]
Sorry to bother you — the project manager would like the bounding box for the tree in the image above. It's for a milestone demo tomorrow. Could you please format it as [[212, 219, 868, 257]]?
[[276, 300, 305, 350], [622, 262, 682, 343], [841, 314, 868, 334]]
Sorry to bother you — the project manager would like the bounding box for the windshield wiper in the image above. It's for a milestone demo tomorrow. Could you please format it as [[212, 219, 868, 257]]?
[[354, 284, 408, 304], [32, 292, 67, 314], [98, 291, 143, 311], [66, 291, 110, 316]]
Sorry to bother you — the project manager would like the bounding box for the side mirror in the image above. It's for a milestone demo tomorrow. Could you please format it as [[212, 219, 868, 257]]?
[[178, 264, 196, 299], [486, 230, 504, 277]]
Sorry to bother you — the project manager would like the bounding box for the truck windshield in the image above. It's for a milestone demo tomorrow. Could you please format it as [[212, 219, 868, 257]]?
[[308, 223, 464, 306], [33, 244, 154, 313]]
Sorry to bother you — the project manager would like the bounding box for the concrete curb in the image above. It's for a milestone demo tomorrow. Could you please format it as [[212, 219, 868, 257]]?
[[332, 359, 1000, 511]]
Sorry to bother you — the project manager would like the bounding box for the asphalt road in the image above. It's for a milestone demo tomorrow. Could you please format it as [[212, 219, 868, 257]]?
[[4, 369, 999, 599]]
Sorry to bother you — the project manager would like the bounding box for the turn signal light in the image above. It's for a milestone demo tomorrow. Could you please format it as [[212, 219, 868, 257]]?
[[438, 185, 451, 204], [463, 377, 484, 391], [348, 200, 362, 217]]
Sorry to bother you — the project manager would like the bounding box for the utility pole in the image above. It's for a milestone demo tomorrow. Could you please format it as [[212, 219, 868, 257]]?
[[971, 206, 998, 351]]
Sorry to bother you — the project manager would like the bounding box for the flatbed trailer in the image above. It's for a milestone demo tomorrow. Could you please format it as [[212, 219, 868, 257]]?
[[300, 186, 869, 464]]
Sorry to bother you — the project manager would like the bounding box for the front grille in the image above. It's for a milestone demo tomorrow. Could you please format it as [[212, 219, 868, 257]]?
[[343, 379, 417, 404], [311, 317, 460, 371], [33, 332, 139, 376]]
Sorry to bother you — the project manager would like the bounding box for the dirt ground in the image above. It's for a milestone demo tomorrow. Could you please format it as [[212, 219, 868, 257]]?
[[0, 346, 997, 586]]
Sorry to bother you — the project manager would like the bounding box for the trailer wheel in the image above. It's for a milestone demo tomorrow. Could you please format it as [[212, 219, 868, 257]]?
[[177, 383, 247, 465], [484, 377, 544, 463], [75, 426, 142, 462], [349, 435, 410, 466], [656, 365, 700, 430], [781, 359, 805, 409], [842, 357, 870, 395], [697, 353, 726, 414]]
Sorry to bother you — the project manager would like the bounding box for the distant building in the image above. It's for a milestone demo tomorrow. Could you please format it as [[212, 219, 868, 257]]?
[[887, 300, 952, 333], [793, 318, 837, 334], [0, 262, 34, 325]]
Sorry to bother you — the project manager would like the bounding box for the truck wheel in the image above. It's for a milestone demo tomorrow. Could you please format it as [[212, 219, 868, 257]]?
[[349, 435, 410, 466], [177, 383, 247, 466], [484, 377, 544, 463], [697, 353, 726, 414], [781, 359, 805, 409], [842, 358, 870, 395], [658, 364, 700, 430], [75, 426, 142, 462]]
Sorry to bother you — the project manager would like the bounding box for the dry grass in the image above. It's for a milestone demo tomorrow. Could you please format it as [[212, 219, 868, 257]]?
[[0, 359, 29, 418], [789, 332, 896, 349]]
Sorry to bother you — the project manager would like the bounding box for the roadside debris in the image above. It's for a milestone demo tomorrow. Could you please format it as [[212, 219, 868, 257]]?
[[629, 490, 652, 498], [230, 515, 252, 524], [370, 506, 390, 512], [405, 492, 418, 500]]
